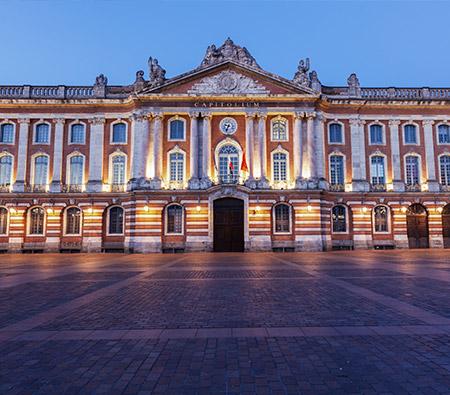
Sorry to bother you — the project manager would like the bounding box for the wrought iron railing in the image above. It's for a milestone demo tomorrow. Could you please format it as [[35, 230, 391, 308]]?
[[25, 184, 48, 193], [61, 184, 84, 193], [405, 183, 421, 192], [370, 183, 387, 192], [218, 175, 239, 185], [110, 184, 127, 192], [329, 183, 345, 192]]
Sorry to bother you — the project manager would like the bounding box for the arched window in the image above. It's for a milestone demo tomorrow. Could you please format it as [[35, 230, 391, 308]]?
[[112, 122, 127, 143], [405, 155, 420, 186], [440, 155, 450, 186], [68, 155, 84, 186], [29, 207, 45, 235], [274, 204, 291, 233], [169, 119, 185, 140], [33, 155, 49, 186], [329, 123, 343, 144], [370, 156, 385, 185], [373, 205, 389, 233], [70, 123, 85, 144], [272, 152, 287, 182], [0, 207, 8, 234], [332, 205, 347, 233], [108, 206, 124, 235], [404, 124, 417, 144], [0, 123, 14, 143], [218, 145, 239, 184], [369, 124, 383, 145], [65, 207, 81, 235], [271, 118, 287, 141], [111, 154, 126, 185], [166, 204, 183, 234], [438, 125, 450, 144], [35, 123, 49, 144], [0, 155, 13, 186], [169, 152, 184, 182], [329, 155, 344, 186]]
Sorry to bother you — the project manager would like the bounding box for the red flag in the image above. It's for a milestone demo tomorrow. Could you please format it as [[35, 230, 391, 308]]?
[[240, 152, 249, 173], [228, 158, 234, 172]]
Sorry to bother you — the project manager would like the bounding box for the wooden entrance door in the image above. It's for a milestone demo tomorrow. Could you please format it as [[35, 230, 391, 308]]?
[[213, 198, 244, 252], [442, 204, 450, 249], [406, 204, 429, 249]]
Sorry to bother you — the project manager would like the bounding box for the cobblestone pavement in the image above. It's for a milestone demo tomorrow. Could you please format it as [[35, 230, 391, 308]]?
[[1, 250, 450, 394]]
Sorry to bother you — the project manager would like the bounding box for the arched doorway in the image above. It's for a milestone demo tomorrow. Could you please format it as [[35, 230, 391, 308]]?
[[213, 198, 244, 252], [442, 204, 450, 249], [406, 204, 429, 249]]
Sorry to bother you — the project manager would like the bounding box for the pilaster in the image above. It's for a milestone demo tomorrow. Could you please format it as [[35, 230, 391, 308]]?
[[13, 118, 30, 192], [244, 112, 257, 188], [389, 120, 405, 192], [87, 117, 105, 192], [256, 112, 269, 189], [350, 118, 369, 192], [423, 120, 439, 192], [188, 111, 201, 189], [200, 112, 212, 188], [128, 112, 150, 190], [293, 111, 303, 184], [149, 112, 164, 189], [50, 118, 65, 192]]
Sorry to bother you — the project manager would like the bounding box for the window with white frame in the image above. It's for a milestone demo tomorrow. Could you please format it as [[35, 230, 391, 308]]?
[[111, 155, 126, 185], [369, 124, 383, 144], [274, 204, 290, 233], [0, 123, 14, 143], [373, 205, 389, 233], [332, 205, 347, 233], [405, 155, 420, 186], [271, 118, 287, 141], [35, 123, 49, 144], [370, 156, 386, 185], [329, 155, 344, 186], [218, 145, 239, 183], [404, 124, 417, 144], [169, 152, 184, 182], [33, 155, 49, 186], [438, 125, 450, 144], [166, 204, 183, 234], [272, 152, 287, 182], [112, 123, 127, 143], [29, 207, 45, 235], [108, 206, 124, 234], [65, 207, 81, 235], [440, 155, 450, 185], [68, 155, 84, 186], [0, 155, 12, 186], [0, 207, 7, 234], [329, 123, 343, 144], [169, 119, 185, 140], [70, 123, 85, 144]]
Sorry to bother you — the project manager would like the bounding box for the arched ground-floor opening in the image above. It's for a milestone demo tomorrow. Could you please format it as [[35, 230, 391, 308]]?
[[213, 197, 244, 252], [406, 203, 429, 249], [442, 204, 450, 249]]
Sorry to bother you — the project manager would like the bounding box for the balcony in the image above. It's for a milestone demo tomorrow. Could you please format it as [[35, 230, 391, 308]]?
[[441, 184, 450, 192], [61, 184, 84, 193], [329, 183, 345, 192], [405, 183, 421, 192], [370, 183, 387, 192], [110, 184, 127, 192], [0, 184, 11, 193], [218, 175, 239, 185], [25, 184, 48, 193]]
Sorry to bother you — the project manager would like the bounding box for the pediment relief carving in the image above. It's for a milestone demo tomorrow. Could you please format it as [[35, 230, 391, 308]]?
[[187, 70, 270, 95]]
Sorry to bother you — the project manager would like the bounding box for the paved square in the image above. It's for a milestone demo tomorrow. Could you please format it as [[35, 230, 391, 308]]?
[[1, 250, 450, 394]]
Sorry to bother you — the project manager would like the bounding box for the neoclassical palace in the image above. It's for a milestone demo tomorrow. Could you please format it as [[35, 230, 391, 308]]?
[[0, 38, 449, 253]]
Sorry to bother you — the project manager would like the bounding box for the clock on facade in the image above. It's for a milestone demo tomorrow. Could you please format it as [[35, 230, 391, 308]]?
[[219, 117, 238, 135]]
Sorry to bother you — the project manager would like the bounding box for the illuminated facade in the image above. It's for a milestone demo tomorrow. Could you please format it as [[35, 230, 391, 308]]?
[[0, 38, 449, 252]]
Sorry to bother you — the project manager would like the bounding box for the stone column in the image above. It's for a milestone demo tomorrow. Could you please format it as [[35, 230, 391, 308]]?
[[244, 112, 255, 187], [200, 112, 212, 188], [129, 112, 150, 190], [389, 120, 404, 192], [305, 112, 316, 180], [149, 112, 163, 189], [188, 111, 200, 189], [257, 113, 269, 188], [87, 117, 105, 192], [50, 118, 65, 192], [293, 112, 303, 185], [13, 118, 30, 192], [314, 113, 327, 186], [423, 120, 439, 192], [350, 118, 369, 192]]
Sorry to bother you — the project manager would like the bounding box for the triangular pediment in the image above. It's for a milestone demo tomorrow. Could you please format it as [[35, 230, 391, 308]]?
[[139, 61, 317, 96]]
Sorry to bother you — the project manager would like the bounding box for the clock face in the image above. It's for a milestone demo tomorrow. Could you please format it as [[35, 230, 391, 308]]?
[[220, 117, 238, 135]]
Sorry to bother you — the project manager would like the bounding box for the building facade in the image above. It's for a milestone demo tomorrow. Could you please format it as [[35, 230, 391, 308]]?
[[0, 38, 449, 253]]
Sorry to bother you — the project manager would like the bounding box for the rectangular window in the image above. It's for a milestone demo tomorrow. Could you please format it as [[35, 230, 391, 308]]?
[[438, 125, 450, 144], [370, 125, 383, 144], [329, 123, 343, 144], [70, 124, 85, 144], [273, 153, 287, 181], [169, 152, 184, 182], [329, 155, 344, 185], [0, 124, 14, 143], [35, 124, 49, 144], [404, 125, 417, 144], [405, 156, 420, 185], [112, 123, 127, 143], [370, 156, 385, 185], [439, 156, 450, 185], [169, 119, 185, 140]]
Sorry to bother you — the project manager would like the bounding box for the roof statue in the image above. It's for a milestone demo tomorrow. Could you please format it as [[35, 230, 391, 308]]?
[[347, 73, 361, 97], [94, 74, 108, 87], [293, 58, 310, 87], [199, 38, 261, 69], [93, 74, 108, 98], [148, 57, 166, 86]]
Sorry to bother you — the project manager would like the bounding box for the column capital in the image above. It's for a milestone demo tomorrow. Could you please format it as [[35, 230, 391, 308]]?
[[53, 118, 65, 125], [349, 117, 364, 127], [150, 112, 164, 121], [256, 111, 267, 120], [388, 119, 401, 127], [189, 111, 200, 119], [130, 112, 150, 122], [423, 119, 435, 127], [245, 111, 257, 120], [294, 111, 305, 120], [89, 117, 106, 125], [17, 118, 30, 125], [201, 111, 212, 120], [305, 111, 316, 120]]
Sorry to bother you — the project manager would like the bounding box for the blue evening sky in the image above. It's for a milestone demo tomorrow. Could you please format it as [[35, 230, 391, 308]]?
[[1, 0, 449, 88]]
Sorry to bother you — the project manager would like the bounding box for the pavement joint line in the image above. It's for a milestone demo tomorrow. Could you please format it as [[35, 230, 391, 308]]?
[[2, 325, 450, 341], [0, 255, 189, 333], [272, 255, 450, 326]]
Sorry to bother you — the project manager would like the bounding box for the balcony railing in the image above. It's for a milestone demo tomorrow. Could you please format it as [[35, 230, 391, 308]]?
[[405, 183, 421, 192], [110, 184, 127, 192], [25, 184, 48, 193], [329, 183, 345, 192], [440, 184, 450, 192], [370, 183, 387, 192], [61, 184, 84, 193], [218, 175, 239, 185], [0, 184, 11, 193]]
